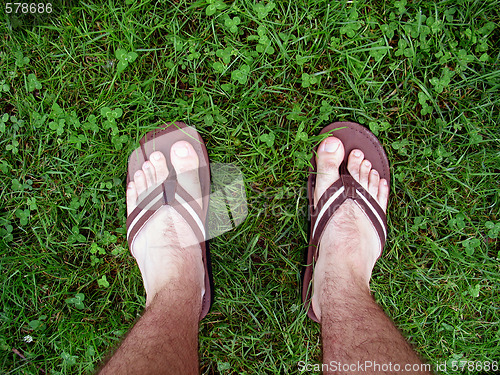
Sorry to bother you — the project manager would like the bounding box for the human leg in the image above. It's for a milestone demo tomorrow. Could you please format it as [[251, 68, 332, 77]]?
[[99, 141, 206, 374], [310, 135, 431, 374]]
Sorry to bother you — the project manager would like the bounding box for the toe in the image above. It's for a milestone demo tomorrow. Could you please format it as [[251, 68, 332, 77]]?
[[171, 141, 202, 208], [134, 169, 148, 196], [126, 181, 138, 216], [142, 161, 156, 187], [367, 169, 380, 198], [359, 160, 371, 190], [314, 137, 345, 208], [150, 151, 169, 184], [377, 179, 389, 213], [347, 149, 364, 181]]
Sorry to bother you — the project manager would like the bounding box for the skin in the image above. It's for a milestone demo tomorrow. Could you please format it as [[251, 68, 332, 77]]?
[[99, 142, 203, 375], [311, 137, 431, 374], [98, 137, 431, 375]]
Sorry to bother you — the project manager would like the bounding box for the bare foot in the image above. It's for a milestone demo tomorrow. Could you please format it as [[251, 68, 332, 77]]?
[[311, 137, 389, 321], [126, 141, 205, 306]]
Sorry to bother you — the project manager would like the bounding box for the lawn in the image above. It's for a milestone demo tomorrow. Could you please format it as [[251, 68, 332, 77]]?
[[0, 0, 499, 374]]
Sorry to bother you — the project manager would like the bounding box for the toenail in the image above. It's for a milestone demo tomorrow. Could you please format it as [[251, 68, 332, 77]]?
[[372, 170, 378, 175], [152, 152, 161, 161], [354, 150, 361, 157], [135, 170, 142, 177], [364, 160, 371, 167], [128, 182, 134, 189], [143, 162, 150, 169], [382, 179, 388, 186], [325, 139, 340, 153], [174, 144, 189, 157]]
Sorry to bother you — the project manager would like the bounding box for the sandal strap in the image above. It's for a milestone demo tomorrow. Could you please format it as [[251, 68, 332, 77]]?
[[126, 173, 206, 249], [310, 162, 387, 256]]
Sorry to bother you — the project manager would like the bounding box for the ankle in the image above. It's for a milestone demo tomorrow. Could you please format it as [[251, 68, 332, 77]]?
[[147, 271, 204, 311], [145, 254, 204, 307], [317, 251, 374, 290], [318, 276, 372, 320]]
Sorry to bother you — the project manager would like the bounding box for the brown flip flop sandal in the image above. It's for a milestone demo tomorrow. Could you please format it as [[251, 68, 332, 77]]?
[[302, 121, 391, 322], [126, 121, 213, 320]]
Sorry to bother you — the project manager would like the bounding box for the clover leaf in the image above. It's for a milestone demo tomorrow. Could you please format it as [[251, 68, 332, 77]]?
[[101, 230, 117, 245], [224, 16, 241, 33], [26, 197, 37, 211], [468, 284, 480, 298], [68, 226, 86, 244], [15, 208, 30, 226], [296, 124, 308, 142], [286, 103, 306, 121], [394, 38, 414, 58], [253, 2, 275, 19], [294, 150, 309, 168], [61, 352, 77, 366], [213, 61, 225, 73], [27, 73, 42, 92], [391, 139, 410, 156], [69, 134, 87, 150], [231, 64, 250, 84], [14, 51, 29, 67], [485, 221, 500, 239], [301, 73, 318, 88], [418, 92, 433, 115], [32, 112, 47, 129], [394, 0, 407, 14], [368, 121, 391, 136], [83, 115, 99, 132], [255, 25, 274, 54], [369, 39, 390, 61], [98, 275, 110, 288], [115, 49, 138, 73], [112, 134, 129, 150], [462, 238, 480, 256], [430, 68, 454, 94], [340, 21, 362, 38], [90, 243, 106, 266], [216, 47, 232, 64], [6, 139, 19, 154], [295, 54, 309, 66], [0, 224, 13, 242], [0, 80, 10, 94], [0, 113, 8, 133], [380, 22, 397, 39], [49, 119, 66, 136], [259, 132, 275, 147], [206, 0, 227, 16], [65, 293, 85, 310], [101, 107, 123, 120], [456, 49, 475, 69], [319, 101, 333, 121]]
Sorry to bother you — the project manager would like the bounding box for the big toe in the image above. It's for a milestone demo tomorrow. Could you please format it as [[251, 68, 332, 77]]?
[[171, 141, 203, 209], [314, 137, 345, 208]]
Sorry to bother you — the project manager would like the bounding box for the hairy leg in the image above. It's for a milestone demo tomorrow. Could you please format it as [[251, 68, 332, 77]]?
[[320, 275, 428, 374], [312, 137, 431, 374], [98, 143, 205, 374], [98, 259, 202, 375]]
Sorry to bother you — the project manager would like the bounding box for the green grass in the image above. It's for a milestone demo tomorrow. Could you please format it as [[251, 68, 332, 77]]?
[[1, 0, 499, 373]]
